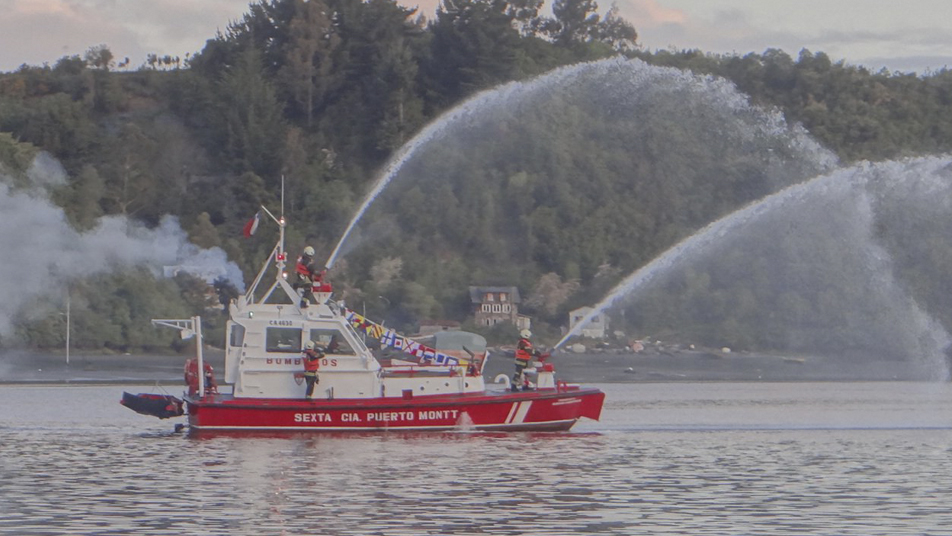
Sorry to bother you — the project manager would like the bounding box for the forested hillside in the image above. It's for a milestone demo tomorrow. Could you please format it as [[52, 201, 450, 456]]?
[[2, 0, 952, 358]]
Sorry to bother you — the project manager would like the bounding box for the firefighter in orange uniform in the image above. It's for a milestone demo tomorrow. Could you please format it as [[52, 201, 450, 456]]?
[[294, 246, 325, 308], [302, 340, 324, 400], [513, 329, 542, 391]]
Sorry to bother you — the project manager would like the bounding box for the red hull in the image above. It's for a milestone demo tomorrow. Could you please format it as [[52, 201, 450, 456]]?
[[186, 386, 604, 432]]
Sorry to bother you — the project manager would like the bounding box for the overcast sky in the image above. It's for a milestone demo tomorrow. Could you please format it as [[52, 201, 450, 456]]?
[[1, 0, 950, 74]]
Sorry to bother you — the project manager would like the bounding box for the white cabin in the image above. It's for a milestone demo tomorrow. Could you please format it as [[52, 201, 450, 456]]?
[[223, 225, 486, 401]]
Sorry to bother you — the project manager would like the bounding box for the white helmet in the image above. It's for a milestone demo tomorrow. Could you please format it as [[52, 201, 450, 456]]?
[[305, 340, 316, 350], [520, 329, 531, 339], [303, 246, 315, 257]]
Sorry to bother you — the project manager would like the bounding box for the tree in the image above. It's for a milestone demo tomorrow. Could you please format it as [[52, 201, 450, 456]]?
[[280, 0, 340, 128], [61, 164, 105, 230], [547, 0, 600, 46], [214, 277, 241, 310], [525, 272, 580, 318], [230, 171, 276, 222], [84, 45, 114, 71], [217, 46, 287, 176], [100, 123, 157, 217], [321, 0, 426, 160], [370, 256, 403, 290], [594, 5, 637, 52], [53, 55, 87, 76], [189, 212, 222, 249], [427, 0, 526, 105], [0, 132, 38, 180], [2, 93, 97, 163]]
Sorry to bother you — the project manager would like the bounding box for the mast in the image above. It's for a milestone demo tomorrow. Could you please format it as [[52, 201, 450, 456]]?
[[243, 178, 290, 304], [243, 204, 286, 303]]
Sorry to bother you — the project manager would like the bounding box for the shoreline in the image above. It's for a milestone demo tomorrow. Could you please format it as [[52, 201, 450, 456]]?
[[0, 348, 225, 385], [0, 378, 938, 388], [1, 347, 943, 385]]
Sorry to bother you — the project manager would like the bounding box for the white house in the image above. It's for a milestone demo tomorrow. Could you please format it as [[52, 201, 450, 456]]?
[[568, 306, 610, 339]]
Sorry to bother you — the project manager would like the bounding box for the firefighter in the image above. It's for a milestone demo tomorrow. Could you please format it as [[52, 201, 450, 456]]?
[[513, 329, 542, 391], [294, 246, 325, 308], [302, 340, 324, 400], [185, 358, 217, 396]]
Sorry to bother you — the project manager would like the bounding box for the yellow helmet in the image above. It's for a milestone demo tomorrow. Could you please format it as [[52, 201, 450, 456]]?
[[520, 329, 531, 339]]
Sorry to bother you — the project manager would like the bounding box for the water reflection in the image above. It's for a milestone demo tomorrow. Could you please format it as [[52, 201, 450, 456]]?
[[2, 383, 951, 535]]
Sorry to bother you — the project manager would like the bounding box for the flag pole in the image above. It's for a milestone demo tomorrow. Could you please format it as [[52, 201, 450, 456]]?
[[259, 204, 281, 224]]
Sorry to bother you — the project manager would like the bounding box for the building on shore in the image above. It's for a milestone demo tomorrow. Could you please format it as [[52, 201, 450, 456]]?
[[569, 306, 610, 339], [469, 286, 530, 331]]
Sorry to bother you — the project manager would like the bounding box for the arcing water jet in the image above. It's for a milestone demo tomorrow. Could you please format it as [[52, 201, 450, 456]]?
[[558, 157, 952, 380]]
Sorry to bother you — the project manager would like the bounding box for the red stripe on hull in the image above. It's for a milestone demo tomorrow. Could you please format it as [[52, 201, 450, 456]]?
[[186, 388, 604, 432]]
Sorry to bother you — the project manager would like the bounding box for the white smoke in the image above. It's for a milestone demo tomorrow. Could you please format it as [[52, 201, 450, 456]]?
[[26, 152, 67, 189], [0, 155, 244, 336]]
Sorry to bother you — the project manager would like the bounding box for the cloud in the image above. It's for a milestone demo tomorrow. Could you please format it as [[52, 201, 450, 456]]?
[[395, 0, 440, 17], [859, 55, 952, 75], [813, 26, 952, 53], [626, 0, 687, 27], [628, 5, 780, 54], [621, 1, 952, 74], [114, 0, 251, 55], [793, 26, 952, 72], [1, 1, 139, 70], [0, 0, 251, 71], [10, 0, 78, 17]]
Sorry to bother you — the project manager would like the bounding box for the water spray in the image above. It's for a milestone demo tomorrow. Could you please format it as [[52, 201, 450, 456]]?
[[554, 157, 952, 380], [323, 59, 632, 270]]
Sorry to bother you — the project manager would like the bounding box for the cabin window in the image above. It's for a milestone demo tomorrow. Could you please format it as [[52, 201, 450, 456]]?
[[502, 304, 510, 313], [481, 304, 490, 312], [308, 328, 356, 355], [485, 293, 494, 302], [500, 294, 508, 302], [229, 324, 245, 347], [266, 327, 302, 353]]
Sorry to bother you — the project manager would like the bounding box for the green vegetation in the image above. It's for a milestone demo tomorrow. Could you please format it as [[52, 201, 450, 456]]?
[[2, 0, 952, 354]]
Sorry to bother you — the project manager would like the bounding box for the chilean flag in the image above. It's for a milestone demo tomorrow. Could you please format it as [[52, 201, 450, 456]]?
[[242, 211, 260, 238]]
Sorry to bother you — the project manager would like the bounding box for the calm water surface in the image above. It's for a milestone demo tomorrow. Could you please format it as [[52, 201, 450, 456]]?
[[2, 382, 952, 535]]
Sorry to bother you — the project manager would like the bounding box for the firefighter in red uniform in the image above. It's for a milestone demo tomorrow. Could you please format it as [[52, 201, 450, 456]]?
[[294, 246, 325, 308], [184, 358, 217, 396], [513, 329, 542, 391], [302, 340, 324, 400]]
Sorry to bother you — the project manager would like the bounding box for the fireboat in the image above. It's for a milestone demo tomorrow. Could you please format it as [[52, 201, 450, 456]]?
[[122, 210, 604, 432]]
